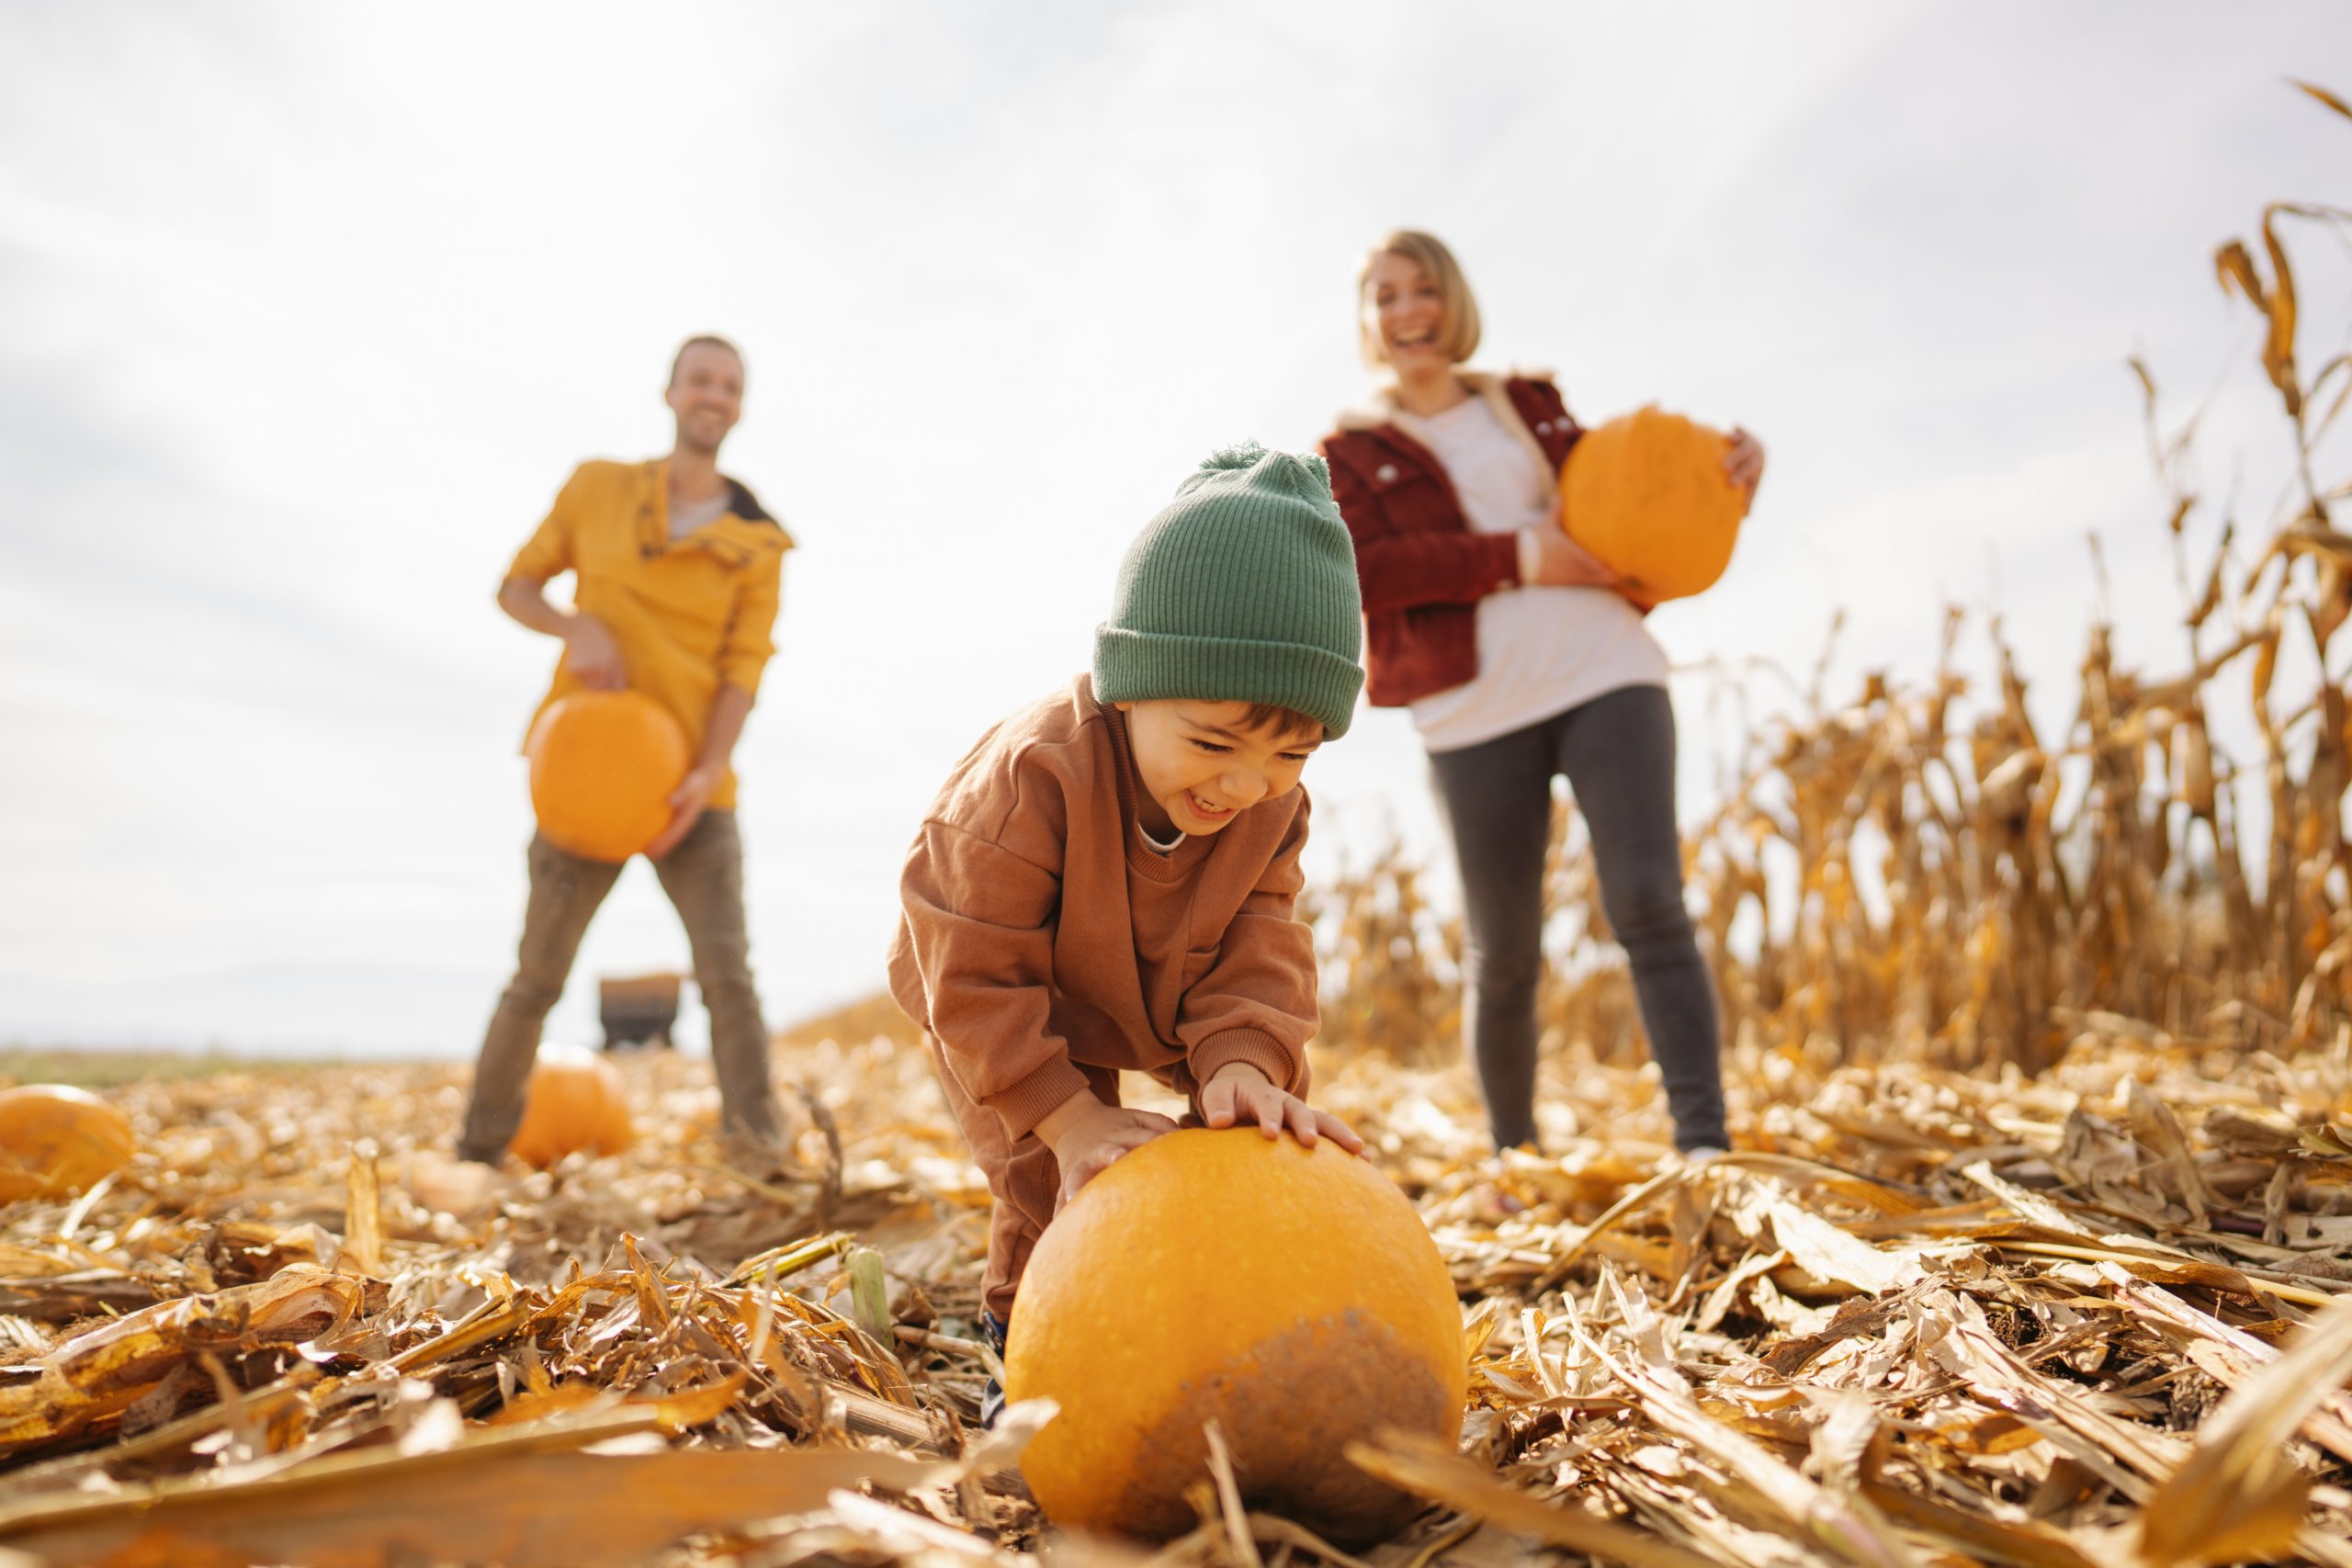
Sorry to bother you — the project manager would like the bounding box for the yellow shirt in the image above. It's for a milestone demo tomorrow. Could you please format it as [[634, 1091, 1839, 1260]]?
[[508, 458, 792, 809]]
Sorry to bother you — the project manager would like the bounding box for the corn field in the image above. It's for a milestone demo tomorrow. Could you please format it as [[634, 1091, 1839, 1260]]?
[[1314, 86, 2352, 1093], [0, 76, 2349, 1568]]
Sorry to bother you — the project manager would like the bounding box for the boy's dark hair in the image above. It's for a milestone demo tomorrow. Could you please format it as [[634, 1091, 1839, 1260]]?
[[669, 333, 744, 386], [1236, 702, 1325, 743]]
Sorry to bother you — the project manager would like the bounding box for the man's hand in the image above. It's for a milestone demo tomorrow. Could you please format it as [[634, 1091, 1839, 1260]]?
[[1724, 427, 1767, 496], [560, 615, 627, 690], [1200, 1063, 1365, 1156], [645, 764, 718, 859], [1037, 1094, 1179, 1209], [1519, 526, 1623, 590]]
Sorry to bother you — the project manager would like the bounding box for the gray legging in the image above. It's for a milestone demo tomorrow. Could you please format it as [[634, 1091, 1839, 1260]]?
[[1427, 683, 1729, 1152]]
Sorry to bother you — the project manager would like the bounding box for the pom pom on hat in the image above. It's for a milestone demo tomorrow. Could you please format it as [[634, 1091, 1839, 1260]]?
[[1177, 442, 1335, 502]]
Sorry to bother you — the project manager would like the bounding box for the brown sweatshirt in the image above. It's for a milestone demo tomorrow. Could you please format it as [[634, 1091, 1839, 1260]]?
[[887, 675, 1317, 1141]]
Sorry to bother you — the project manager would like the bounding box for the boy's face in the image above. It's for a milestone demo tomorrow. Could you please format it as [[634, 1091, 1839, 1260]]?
[[1114, 699, 1323, 837]]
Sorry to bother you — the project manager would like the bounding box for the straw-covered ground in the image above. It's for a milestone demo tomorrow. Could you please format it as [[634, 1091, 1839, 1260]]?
[[4, 1029, 2352, 1566]]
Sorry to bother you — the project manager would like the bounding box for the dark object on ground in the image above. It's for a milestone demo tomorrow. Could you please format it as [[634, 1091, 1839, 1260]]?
[[599, 972, 684, 1051]]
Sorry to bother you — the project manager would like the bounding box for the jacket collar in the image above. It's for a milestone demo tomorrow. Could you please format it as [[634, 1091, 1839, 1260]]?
[[1333, 369, 1557, 482], [636, 459, 795, 558], [1334, 368, 1549, 430], [723, 476, 776, 525]]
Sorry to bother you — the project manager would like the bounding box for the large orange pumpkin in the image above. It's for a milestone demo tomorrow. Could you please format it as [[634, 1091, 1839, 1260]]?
[[1005, 1129, 1464, 1545], [1560, 404, 1748, 602], [0, 1086, 136, 1204], [508, 1045, 635, 1168], [526, 692, 690, 863]]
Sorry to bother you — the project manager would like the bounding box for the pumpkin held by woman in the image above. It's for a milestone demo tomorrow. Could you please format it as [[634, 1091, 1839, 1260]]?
[[508, 1045, 635, 1168], [1560, 405, 1748, 602], [526, 691, 690, 863], [0, 1086, 136, 1204], [1004, 1128, 1464, 1546]]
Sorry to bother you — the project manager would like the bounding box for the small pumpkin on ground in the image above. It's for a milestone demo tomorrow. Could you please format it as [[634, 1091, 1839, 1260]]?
[[0, 1085, 136, 1203], [526, 691, 689, 863], [509, 1045, 635, 1168], [1005, 1127, 1464, 1546], [1560, 404, 1748, 602]]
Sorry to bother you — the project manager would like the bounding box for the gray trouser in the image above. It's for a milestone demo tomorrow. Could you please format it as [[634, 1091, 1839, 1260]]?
[[1427, 684, 1729, 1152], [458, 808, 786, 1163]]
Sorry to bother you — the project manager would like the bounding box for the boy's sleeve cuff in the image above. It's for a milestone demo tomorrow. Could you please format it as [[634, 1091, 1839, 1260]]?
[[981, 1055, 1094, 1142], [1189, 1029, 1303, 1097]]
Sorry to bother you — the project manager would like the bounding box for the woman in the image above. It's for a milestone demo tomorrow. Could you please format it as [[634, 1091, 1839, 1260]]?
[[1317, 230, 1763, 1156]]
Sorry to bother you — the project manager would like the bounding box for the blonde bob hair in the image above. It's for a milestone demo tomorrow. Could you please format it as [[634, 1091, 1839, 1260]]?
[[1356, 230, 1482, 369]]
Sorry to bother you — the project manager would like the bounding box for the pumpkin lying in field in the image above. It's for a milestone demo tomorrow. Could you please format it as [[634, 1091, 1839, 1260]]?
[[1560, 404, 1748, 603], [1005, 1128, 1464, 1546], [0, 1085, 135, 1204], [526, 691, 689, 863], [508, 1045, 634, 1168]]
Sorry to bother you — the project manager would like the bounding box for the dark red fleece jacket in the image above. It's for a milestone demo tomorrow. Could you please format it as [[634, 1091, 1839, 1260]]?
[[1317, 376, 1583, 708]]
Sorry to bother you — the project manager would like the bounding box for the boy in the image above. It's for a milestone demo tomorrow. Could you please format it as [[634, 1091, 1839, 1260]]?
[[887, 444, 1367, 1413]]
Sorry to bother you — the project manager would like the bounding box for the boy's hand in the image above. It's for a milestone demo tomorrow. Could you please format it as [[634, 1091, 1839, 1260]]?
[[645, 765, 718, 859], [1200, 1063, 1365, 1156], [560, 615, 627, 690], [1039, 1097, 1179, 1209]]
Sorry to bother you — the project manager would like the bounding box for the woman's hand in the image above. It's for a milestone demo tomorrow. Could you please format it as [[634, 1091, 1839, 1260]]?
[[1519, 527, 1623, 590], [1724, 428, 1766, 496], [560, 615, 627, 690], [1200, 1063, 1365, 1155]]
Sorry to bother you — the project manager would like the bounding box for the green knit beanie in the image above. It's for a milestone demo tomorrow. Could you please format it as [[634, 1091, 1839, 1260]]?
[[1092, 443, 1365, 739]]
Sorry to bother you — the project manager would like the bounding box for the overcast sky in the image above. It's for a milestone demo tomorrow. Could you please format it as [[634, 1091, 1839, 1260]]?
[[4, 2, 2347, 1055]]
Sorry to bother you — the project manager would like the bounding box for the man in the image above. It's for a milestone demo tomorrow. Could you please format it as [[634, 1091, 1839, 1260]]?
[[457, 335, 792, 1174]]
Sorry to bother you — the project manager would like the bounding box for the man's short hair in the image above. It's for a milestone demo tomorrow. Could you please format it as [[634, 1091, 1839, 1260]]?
[[670, 333, 744, 386]]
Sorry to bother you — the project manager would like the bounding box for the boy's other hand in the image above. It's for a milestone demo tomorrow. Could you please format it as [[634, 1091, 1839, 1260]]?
[[645, 765, 718, 859], [560, 615, 627, 690], [1043, 1100, 1179, 1210], [1200, 1063, 1365, 1156]]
